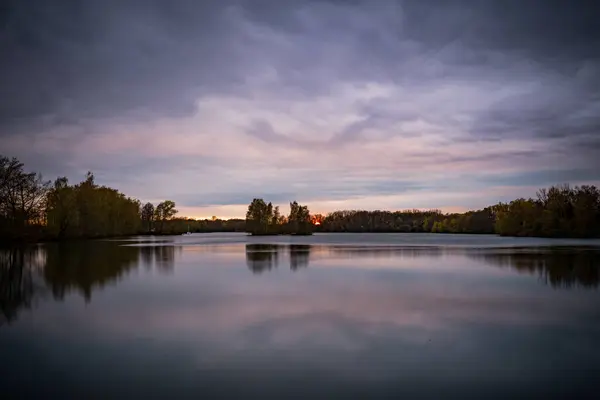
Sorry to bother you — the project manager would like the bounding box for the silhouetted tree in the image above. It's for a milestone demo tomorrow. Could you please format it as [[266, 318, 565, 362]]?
[[246, 198, 275, 235], [154, 200, 178, 233], [141, 202, 155, 233], [321, 209, 444, 233], [46, 171, 141, 238], [288, 201, 312, 235], [0, 155, 50, 240], [46, 177, 76, 238]]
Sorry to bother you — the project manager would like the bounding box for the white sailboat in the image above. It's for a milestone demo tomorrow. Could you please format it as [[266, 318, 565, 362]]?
[[182, 224, 192, 235]]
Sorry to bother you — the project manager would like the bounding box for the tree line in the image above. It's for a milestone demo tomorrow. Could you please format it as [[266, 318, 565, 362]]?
[[245, 198, 313, 235], [2, 154, 600, 241], [248, 184, 600, 238], [0, 155, 244, 241], [493, 185, 600, 238]]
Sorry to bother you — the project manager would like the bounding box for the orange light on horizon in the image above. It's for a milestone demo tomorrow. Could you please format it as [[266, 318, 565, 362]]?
[[311, 213, 324, 225]]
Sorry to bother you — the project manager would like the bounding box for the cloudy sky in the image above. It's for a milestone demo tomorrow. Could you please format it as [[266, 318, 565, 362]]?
[[1, 0, 599, 218]]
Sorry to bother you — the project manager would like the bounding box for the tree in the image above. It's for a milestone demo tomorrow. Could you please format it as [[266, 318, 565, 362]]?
[[45, 172, 142, 239], [272, 206, 282, 226], [245, 198, 274, 235], [46, 177, 76, 238], [141, 202, 155, 233], [0, 155, 50, 239], [288, 201, 312, 235], [155, 200, 178, 233]]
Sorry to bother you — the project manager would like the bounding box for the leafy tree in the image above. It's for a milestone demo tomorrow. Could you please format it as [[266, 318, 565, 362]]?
[[493, 185, 600, 238], [272, 206, 281, 226], [288, 201, 312, 235], [141, 202, 155, 233], [246, 198, 274, 235], [46, 177, 77, 238], [45, 172, 142, 238], [154, 200, 178, 233]]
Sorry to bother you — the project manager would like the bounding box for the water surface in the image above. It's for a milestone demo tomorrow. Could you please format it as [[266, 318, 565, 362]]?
[[2, 233, 600, 399]]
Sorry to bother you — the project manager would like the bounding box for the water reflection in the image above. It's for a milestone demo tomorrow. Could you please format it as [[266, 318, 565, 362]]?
[[325, 245, 600, 290], [1, 243, 599, 327], [140, 245, 178, 274], [328, 245, 446, 259], [0, 248, 37, 326], [245, 244, 312, 273], [478, 249, 600, 289], [2, 240, 600, 397], [245, 244, 280, 273], [0, 242, 179, 310], [289, 244, 311, 270], [43, 242, 141, 302]]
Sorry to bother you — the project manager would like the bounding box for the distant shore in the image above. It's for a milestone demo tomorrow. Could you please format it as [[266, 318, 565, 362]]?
[[2, 155, 599, 242]]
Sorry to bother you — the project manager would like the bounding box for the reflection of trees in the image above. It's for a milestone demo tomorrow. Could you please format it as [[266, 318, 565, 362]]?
[[290, 245, 311, 270], [154, 246, 176, 274], [245, 244, 312, 273], [255, 244, 599, 289], [246, 244, 279, 273], [0, 248, 36, 326], [3, 242, 180, 313], [140, 246, 154, 269], [43, 242, 141, 302], [138, 245, 177, 273], [477, 249, 600, 289], [327, 246, 599, 289]]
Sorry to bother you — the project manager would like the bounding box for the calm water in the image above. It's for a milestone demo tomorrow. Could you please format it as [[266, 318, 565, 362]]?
[[2, 233, 600, 399]]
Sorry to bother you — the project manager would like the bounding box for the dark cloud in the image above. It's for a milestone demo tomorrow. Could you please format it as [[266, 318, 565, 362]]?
[[2, 0, 599, 134], [0, 0, 239, 131], [401, 0, 600, 63]]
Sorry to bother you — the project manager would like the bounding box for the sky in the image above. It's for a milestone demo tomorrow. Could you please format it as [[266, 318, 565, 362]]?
[[1, 0, 599, 218]]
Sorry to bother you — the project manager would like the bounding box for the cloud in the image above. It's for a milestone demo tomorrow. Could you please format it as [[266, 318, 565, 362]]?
[[1, 0, 599, 216]]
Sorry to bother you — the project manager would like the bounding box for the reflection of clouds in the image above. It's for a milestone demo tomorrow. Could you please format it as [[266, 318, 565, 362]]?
[[26, 278, 600, 386], [5, 243, 600, 397], [61, 271, 597, 348]]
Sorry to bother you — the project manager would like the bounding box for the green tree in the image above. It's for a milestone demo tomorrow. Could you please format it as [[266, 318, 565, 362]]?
[[46, 172, 142, 238]]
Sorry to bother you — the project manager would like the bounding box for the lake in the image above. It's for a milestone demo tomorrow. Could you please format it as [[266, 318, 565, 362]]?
[[2, 233, 600, 399]]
